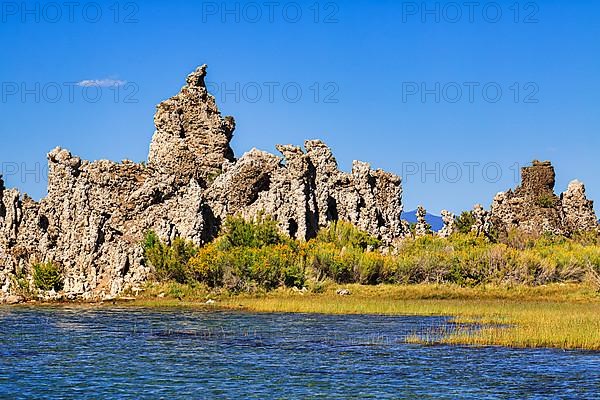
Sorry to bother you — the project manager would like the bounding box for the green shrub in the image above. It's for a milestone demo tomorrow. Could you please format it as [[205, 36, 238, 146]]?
[[187, 243, 225, 287], [12, 265, 33, 296], [141, 215, 600, 292], [143, 231, 198, 283], [252, 244, 303, 289], [316, 221, 381, 250], [408, 223, 417, 237], [448, 247, 489, 286], [535, 194, 557, 208], [307, 242, 353, 283], [455, 211, 476, 234], [33, 262, 63, 291], [189, 241, 305, 291], [266, 244, 305, 288], [308, 279, 327, 293], [305, 222, 382, 283], [504, 229, 539, 250], [357, 251, 385, 284], [219, 214, 289, 250]]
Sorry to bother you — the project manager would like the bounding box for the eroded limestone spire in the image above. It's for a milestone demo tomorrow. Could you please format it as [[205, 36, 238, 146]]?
[[561, 180, 598, 233], [148, 65, 236, 186]]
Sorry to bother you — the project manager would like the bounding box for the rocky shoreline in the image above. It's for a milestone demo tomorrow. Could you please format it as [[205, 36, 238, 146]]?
[[1, 65, 598, 304]]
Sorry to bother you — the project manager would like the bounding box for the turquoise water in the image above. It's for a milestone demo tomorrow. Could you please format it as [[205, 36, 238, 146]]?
[[1, 307, 599, 399]]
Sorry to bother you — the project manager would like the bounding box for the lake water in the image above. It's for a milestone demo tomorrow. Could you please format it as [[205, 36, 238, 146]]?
[[0, 307, 598, 399]]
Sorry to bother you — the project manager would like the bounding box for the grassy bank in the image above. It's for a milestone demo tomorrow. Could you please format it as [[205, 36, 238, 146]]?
[[130, 282, 600, 351], [15, 216, 599, 350], [129, 216, 600, 350]]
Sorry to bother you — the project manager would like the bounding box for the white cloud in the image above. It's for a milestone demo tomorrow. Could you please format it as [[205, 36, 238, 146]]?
[[77, 79, 127, 88]]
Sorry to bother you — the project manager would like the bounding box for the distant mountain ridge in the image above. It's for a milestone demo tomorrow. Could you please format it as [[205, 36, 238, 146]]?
[[402, 210, 444, 232]]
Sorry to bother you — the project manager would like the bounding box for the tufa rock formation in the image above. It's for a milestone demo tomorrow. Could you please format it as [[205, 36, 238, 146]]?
[[1, 68, 598, 304], [438, 210, 455, 238], [414, 206, 430, 237], [148, 65, 236, 186], [561, 180, 599, 233], [0, 65, 407, 303], [471, 204, 491, 237], [490, 161, 598, 236]]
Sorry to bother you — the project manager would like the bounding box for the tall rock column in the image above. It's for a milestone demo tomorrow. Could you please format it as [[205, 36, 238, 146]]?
[[471, 204, 490, 237], [304, 140, 347, 227], [148, 65, 236, 186], [438, 210, 455, 238], [414, 206, 430, 237], [561, 180, 599, 233], [490, 161, 564, 235]]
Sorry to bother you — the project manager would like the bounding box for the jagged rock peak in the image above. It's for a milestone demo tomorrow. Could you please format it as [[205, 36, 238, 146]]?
[[185, 64, 208, 88], [491, 160, 598, 235], [48, 147, 82, 169], [148, 65, 236, 186]]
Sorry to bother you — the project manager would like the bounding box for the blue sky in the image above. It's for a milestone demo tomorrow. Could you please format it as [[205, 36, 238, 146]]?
[[1, 0, 598, 215]]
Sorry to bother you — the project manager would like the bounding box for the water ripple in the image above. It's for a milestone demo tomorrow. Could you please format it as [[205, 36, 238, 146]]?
[[0, 307, 598, 399]]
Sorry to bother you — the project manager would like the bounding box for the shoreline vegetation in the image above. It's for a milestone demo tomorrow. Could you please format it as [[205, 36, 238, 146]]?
[[11, 215, 600, 351], [133, 282, 600, 351], [16, 283, 600, 351]]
